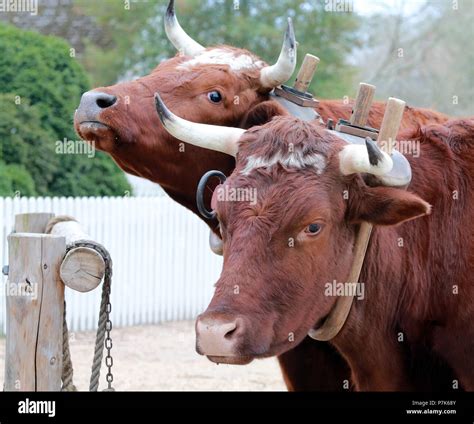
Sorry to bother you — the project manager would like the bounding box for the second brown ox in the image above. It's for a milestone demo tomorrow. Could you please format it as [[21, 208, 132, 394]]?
[[155, 93, 474, 391]]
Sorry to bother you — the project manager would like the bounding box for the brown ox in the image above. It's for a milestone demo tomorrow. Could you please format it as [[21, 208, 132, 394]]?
[[155, 95, 474, 391], [74, 1, 452, 391]]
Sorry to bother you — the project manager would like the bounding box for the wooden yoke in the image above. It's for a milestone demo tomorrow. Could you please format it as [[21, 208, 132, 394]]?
[[309, 96, 406, 342]]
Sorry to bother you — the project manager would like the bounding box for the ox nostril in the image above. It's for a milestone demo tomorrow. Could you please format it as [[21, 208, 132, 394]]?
[[196, 316, 244, 356], [223, 322, 237, 340], [94, 92, 117, 109], [75, 91, 118, 124]]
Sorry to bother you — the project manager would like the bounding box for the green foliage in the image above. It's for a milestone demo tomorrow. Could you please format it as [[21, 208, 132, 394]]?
[[0, 93, 58, 196], [4, 164, 36, 196], [0, 166, 12, 195], [0, 24, 131, 196]]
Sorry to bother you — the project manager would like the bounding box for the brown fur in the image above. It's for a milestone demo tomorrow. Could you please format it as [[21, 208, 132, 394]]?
[[199, 116, 474, 391], [74, 45, 453, 391]]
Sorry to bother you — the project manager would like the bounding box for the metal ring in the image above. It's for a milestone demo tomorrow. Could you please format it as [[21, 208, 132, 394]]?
[[196, 170, 227, 220]]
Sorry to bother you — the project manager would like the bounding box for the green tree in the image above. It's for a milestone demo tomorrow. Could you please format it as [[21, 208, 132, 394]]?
[[0, 93, 57, 196], [0, 24, 131, 196]]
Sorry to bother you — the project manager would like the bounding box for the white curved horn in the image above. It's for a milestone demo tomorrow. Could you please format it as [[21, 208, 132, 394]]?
[[165, 0, 205, 56], [154, 93, 245, 157], [339, 138, 393, 176], [260, 17, 297, 88]]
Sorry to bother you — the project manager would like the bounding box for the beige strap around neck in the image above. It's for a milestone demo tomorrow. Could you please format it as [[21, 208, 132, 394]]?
[[308, 96, 406, 342]]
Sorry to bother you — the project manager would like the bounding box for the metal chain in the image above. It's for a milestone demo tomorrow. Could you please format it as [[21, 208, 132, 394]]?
[[103, 300, 114, 391], [63, 240, 115, 392]]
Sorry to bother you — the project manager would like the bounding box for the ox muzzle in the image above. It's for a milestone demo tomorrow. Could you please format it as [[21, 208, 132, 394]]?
[[75, 91, 117, 125]]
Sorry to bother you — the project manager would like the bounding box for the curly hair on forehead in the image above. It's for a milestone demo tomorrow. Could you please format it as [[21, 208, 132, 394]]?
[[237, 116, 342, 160], [233, 116, 345, 178]]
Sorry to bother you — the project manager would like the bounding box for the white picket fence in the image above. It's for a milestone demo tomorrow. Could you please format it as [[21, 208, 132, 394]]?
[[0, 196, 223, 335]]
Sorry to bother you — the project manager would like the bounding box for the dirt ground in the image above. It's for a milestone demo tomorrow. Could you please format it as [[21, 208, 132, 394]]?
[[0, 321, 286, 391]]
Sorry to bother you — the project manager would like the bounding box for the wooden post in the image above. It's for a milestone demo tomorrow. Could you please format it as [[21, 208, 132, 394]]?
[[349, 83, 376, 127], [293, 54, 320, 93], [4, 213, 107, 390], [4, 232, 65, 391]]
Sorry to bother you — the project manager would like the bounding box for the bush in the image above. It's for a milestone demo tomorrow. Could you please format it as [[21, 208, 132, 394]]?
[[0, 166, 13, 195], [0, 24, 131, 196], [0, 162, 36, 196], [0, 93, 58, 196], [5, 164, 36, 196]]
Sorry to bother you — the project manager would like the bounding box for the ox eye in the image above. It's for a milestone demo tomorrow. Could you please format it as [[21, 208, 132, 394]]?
[[305, 223, 323, 236], [207, 91, 222, 103]]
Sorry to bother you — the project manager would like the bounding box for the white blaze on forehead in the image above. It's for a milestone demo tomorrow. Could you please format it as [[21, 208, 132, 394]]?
[[241, 150, 326, 176], [177, 48, 265, 72]]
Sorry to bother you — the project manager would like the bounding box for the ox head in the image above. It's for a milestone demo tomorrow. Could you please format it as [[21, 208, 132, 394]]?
[[155, 95, 432, 364], [74, 0, 296, 179]]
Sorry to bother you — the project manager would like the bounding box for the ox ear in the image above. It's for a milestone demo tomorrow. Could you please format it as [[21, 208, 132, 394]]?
[[347, 185, 431, 226], [240, 100, 289, 129]]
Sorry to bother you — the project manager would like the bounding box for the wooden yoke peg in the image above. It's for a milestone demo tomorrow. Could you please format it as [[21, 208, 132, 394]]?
[[294, 54, 320, 94], [349, 82, 376, 127], [274, 53, 320, 108], [377, 97, 406, 155], [335, 82, 378, 139]]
